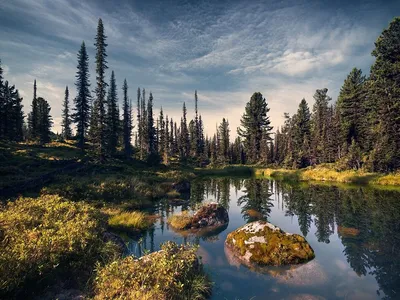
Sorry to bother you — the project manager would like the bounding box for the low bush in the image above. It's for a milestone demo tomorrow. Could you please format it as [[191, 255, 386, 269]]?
[[0, 195, 116, 297], [94, 241, 212, 300]]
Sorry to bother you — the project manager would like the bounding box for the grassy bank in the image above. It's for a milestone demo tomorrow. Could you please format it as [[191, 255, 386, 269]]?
[[255, 167, 400, 186]]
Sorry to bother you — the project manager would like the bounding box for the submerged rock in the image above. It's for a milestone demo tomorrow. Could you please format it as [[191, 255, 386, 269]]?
[[225, 221, 315, 266]]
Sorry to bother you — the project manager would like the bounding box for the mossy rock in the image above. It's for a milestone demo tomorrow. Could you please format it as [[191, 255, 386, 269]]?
[[168, 203, 229, 231], [225, 221, 315, 266]]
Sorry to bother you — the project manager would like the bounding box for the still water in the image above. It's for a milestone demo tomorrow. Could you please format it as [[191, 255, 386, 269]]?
[[127, 178, 400, 300]]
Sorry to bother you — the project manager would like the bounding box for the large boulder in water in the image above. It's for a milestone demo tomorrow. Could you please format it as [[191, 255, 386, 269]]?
[[225, 221, 314, 266]]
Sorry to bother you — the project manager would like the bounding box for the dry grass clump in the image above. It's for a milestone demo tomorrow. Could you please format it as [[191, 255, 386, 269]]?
[[168, 211, 193, 230], [108, 211, 153, 232]]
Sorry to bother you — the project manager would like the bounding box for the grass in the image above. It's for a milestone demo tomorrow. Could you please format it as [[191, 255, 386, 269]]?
[[108, 211, 154, 233], [93, 241, 212, 300], [255, 167, 400, 186], [168, 211, 193, 230]]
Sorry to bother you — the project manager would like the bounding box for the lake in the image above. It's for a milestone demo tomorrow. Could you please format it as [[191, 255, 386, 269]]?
[[126, 178, 400, 300]]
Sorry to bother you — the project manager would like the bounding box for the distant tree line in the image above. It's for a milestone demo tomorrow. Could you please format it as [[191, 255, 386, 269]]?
[[0, 17, 399, 171]]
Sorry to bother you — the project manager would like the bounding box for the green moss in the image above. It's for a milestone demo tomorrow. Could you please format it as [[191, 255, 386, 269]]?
[[225, 221, 315, 266]]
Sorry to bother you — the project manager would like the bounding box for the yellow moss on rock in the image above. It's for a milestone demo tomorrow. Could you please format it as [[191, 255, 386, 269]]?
[[225, 221, 315, 266]]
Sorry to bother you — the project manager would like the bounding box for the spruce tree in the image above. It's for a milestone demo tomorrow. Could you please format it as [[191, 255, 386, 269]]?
[[147, 92, 156, 154], [73, 41, 91, 151], [218, 118, 230, 163], [337, 68, 366, 151], [311, 88, 331, 164], [37, 97, 52, 144], [369, 17, 400, 171], [28, 80, 38, 139], [92, 18, 108, 161], [237, 92, 273, 163], [122, 79, 132, 157], [293, 99, 311, 168], [61, 86, 72, 140], [180, 102, 190, 160], [106, 70, 119, 155]]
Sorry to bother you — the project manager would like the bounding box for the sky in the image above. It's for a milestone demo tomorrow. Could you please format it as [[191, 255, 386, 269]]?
[[0, 0, 399, 137]]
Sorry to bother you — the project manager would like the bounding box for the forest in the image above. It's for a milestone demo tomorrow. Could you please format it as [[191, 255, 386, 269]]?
[[1, 17, 399, 174]]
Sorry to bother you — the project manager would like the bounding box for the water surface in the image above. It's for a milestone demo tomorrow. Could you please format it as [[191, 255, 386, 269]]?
[[127, 178, 400, 300]]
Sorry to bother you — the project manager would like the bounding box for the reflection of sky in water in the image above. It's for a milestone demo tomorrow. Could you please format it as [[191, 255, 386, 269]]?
[[126, 179, 400, 300]]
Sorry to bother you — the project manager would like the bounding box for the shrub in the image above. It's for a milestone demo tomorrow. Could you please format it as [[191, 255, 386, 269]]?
[[108, 211, 153, 233], [0, 195, 113, 296], [94, 241, 212, 300]]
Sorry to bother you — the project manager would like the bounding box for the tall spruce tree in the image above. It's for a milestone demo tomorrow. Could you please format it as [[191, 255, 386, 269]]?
[[337, 68, 366, 151], [122, 79, 132, 157], [369, 17, 400, 171], [180, 102, 190, 160], [73, 41, 91, 151], [36, 97, 52, 144], [92, 18, 108, 161], [311, 88, 331, 164], [218, 118, 230, 163], [28, 80, 38, 139], [293, 99, 311, 168], [61, 86, 72, 140], [106, 70, 119, 155], [237, 92, 273, 163], [147, 92, 156, 154]]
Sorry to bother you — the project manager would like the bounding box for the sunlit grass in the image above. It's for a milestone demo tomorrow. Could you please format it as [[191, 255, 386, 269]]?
[[168, 211, 193, 230], [108, 211, 153, 232], [256, 167, 400, 186]]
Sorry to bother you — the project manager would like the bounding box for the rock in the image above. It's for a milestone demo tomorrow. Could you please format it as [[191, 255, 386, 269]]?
[[225, 221, 315, 266], [191, 202, 229, 229], [103, 231, 128, 255]]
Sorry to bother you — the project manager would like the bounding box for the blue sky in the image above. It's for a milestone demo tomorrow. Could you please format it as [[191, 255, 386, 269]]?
[[0, 0, 399, 136]]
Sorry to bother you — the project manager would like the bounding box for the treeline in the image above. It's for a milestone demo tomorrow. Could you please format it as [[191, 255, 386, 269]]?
[[0, 17, 399, 172]]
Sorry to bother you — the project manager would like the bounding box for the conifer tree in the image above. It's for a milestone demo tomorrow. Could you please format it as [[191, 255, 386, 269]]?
[[218, 118, 230, 163], [311, 88, 331, 164], [122, 79, 132, 157], [37, 97, 52, 144], [369, 17, 400, 171], [106, 70, 119, 155], [61, 86, 72, 140], [180, 102, 190, 160], [237, 92, 273, 163], [159, 107, 165, 156], [73, 41, 91, 151], [28, 80, 38, 139], [337, 68, 366, 151], [147, 92, 156, 154], [293, 99, 311, 167], [92, 18, 108, 161]]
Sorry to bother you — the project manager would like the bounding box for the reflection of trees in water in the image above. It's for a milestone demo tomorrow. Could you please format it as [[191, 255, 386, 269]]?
[[279, 183, 400, 299], [190, 178, 232, 210], [237, 178, 274, 223]]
